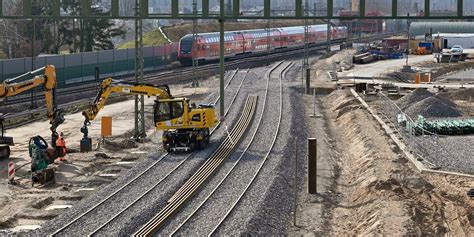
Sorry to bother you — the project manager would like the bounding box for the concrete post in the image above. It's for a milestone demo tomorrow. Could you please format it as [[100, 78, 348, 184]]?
[[308, 138, 317, 194], [306, 68, 311, 94]]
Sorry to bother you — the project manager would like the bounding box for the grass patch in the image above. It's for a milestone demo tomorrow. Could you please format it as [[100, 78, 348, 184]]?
[[118, 28, 170, 49]]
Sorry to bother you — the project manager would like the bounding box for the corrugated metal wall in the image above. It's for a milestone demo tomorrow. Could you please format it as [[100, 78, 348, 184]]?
[[0, 43, 178, 87], [410, 22, 474, 36]]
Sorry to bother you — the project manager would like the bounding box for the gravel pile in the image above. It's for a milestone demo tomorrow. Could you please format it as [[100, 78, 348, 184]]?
[[405, 96, 461, 118], [441, 88, 474, 102], [396, 88, 434, 110], [397, 88, 461, 118]]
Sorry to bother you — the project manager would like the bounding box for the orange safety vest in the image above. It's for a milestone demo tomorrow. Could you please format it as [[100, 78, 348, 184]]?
[[56, 135, 66, 148]]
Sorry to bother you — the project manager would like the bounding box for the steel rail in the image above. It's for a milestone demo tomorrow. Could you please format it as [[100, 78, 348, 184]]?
[[87, 70, 249, 236], [208, 57, 288, 236], [3, 32, 395, 129], [170, 62, 292, 235], [4, 31, 395, 108], [166, 62, 280, 204], [49, 70, 243, 236], [133, 94, 258, 236]]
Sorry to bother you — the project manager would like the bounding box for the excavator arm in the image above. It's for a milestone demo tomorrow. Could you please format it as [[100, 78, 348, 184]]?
[[82, 77, 172, 122], [81, 78, 172, 139], [0, 65, 65, 140]]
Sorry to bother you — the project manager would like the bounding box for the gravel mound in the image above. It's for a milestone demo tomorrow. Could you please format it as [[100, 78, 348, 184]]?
[[405, 96, 461, 118], [396, 88, 434, 110], [441, 88, 474, 102]]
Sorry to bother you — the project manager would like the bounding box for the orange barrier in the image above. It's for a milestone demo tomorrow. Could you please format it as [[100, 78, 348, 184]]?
[[101, 116, 112, 137]]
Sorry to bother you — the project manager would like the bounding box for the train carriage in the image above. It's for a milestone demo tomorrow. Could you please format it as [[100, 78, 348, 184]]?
[[178, 24, 347, 65]]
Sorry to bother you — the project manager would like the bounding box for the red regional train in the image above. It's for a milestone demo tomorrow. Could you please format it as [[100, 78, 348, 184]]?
[[178, 24, 348, 65]]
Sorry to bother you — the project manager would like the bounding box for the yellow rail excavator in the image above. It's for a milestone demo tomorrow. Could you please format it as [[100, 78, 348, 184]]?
[[0, 65, 65, 161], [80, 78, 218, 152]]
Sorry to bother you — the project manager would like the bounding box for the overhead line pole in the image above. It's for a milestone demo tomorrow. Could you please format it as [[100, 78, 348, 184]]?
[[134, 0, 146, 140], [192, 0, 199, 88], [219, 0, 225, 120]]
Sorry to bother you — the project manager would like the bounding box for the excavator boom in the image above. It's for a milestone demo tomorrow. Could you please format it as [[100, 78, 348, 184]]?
[[0, 65, 65, 159]]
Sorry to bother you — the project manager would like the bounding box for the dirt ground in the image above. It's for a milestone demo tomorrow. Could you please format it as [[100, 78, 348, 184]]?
[[0, 80, 214, 232], [289, 51, 474, 236]]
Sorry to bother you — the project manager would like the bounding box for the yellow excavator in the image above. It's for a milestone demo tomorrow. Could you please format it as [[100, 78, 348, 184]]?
[[80, 78, 218, 152], [0, 65, 65, 159]]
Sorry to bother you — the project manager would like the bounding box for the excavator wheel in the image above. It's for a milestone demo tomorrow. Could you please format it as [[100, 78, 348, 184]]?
[[163, 142, 171, 153], [196, 140, 205, 150]]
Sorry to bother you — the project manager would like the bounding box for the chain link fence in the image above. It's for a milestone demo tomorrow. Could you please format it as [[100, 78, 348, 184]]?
[[0, 43, 178, 87], [372, 92, 473, 174]]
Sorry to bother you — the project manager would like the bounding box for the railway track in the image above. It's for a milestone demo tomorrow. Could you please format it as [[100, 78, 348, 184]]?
[[209, 61, 289, 235], [133, 94, 258, 236], [3, 32, 397, 109], [48, 70, 247, 236], [84, 70, 249, 236], [168, 61, 291, 235]]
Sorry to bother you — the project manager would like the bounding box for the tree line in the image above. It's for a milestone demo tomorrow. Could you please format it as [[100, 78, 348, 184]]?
[[0, 0, 126, 59]]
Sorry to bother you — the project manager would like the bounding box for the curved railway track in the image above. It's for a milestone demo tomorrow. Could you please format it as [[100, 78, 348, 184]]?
[[133, 94, 258, 236], [169, 61, 292, 235], [49, 69, 246, 236], [208, 61, 289, 235], [84, 69, 250, 236], [133, 61, 288, 235]]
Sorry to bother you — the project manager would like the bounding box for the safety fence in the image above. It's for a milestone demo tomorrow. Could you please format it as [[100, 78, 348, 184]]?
[[0, 43, 178, 87], [373, 92, 472, 174]]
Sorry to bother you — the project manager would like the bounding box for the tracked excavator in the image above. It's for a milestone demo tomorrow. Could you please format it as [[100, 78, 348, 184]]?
[[80, 78, 218, 152], [0, 65, 65, 160]]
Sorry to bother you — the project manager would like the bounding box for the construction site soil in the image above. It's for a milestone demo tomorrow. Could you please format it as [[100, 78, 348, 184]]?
[[290, 89, 473, 235], [290, 51, 473, 236]]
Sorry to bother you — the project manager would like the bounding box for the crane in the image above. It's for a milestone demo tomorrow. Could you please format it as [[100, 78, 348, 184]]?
[[81, 78, 218, 152], [0, 65, 65, 159]]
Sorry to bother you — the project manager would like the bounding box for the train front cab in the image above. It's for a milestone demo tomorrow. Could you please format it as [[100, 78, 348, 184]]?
[[178, 35, 195, 65]]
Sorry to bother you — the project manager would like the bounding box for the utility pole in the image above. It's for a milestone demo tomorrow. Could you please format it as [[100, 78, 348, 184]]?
[[406, 13, 410, 66], [219, 0, 225, 119], [192, 0, 199, 88], [134, 0, 146, 140], [303, 0, 309, 93], [327, 19, 331, 53]]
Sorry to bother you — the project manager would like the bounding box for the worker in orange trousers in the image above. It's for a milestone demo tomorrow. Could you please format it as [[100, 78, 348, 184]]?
[[56, 132, 67, 161]]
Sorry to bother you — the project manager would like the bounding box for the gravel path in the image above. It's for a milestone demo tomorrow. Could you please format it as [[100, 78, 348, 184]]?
[[38, 70, 247, 236]]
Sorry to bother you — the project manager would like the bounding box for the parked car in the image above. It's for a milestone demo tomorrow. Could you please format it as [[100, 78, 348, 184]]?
[[451, 45, 463, 54]]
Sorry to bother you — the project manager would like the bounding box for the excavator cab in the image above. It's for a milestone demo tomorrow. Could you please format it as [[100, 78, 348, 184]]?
[[154, 98, 218, 152]]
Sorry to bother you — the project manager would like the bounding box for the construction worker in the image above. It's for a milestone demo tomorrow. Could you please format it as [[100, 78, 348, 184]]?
[[55, 132, 67, 161]]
